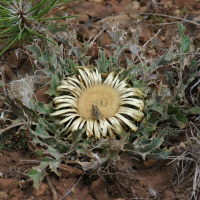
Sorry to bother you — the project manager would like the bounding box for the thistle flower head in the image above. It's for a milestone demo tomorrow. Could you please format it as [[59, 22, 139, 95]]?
[[51, 67, 145, 139]]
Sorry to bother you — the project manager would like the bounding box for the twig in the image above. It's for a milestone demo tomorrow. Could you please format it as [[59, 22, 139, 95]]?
[[134, 12, 200, 27], [19, 159, 40, 165], [190, 78, 200, 107], [1, 65, 7, 96], [0, 122, 26, 135], [143, 28, 162, 48], [59, 170, 85, 200], [89, 23, 108, 48], [46, 175, 58, 200]]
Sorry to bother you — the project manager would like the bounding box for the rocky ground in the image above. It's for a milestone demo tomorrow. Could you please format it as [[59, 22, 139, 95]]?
[[0, 0, 200, 199]]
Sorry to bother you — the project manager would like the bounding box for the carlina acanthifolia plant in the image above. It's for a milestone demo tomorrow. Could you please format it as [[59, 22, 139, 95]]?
[[0, 0, 76, 55], [51, 67, 146, 139]]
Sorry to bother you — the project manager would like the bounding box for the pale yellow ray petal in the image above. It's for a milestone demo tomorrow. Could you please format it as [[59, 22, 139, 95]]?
[[120, 99, 144, 110], [111, 70, 123, 88], [61, 113, 79, 117], [94, 120, 100, 139], [54, 99, 77, 106], [115, 113, 138, 131], [59, 114, 77, 124], [57, 85, 81, 97], [103, 71, 115, 86], [57, 85, 75, 91], [67, 79, 83, 90], [120, 91, 144, 99], [53, 98, 76, 103], [55, 103, 75, 109], [51, 109, 77, 116], [114, 80, 127, 90], [107, 117, 124, 134], [78, 118, 86, 129], [91, 70, 97, 85], [99, 119, 108, 137], [95, 69, 102, 85], [124, 87, 144, 93], [64, 113, 86, 133], [78, 69, 91, 88], [63, 117, 74, 132], [86, 119, 93, 137], [121, 98, 144, 103], [108, 125, 114, 137], [53, 95, 76, 100], [91, 69, 102, 86], [71, 117, 85, 131], [118, 107, 144, 121], [119, 88, 145, 97], [113, 79, 120, 89], [91, 70, 98, 86], [85, 68, 95, 86], [66, 123, 77, 133], [102, 120, 114, 137], [67, 77, 86, 90]]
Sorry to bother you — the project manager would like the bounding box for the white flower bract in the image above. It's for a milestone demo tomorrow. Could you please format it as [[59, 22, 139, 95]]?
[[51, 67, 145, 139]]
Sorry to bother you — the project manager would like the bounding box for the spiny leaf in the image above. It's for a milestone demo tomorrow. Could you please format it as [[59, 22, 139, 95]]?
[[181, 35, 191, 53], [178, 23, 185, 34], [183, 107, 200, 114], [36, 101, 49, 113], [168, 105, 187, 129], [26, 45, 41, 57], [45, 74, 59, 97], [124, 136, 169, 160], [32, 123, 51, 138], [29, 169, 45, 190]]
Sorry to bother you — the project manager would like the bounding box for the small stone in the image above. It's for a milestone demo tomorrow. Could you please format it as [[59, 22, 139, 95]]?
[[147, 49, 157, 56], [111, 5, 125, 14], [96, 32, 112, 50], [79, 14, 90, 23], [81, 188, 89, 196], [177, 193, 188, 200], [140, 26, 152, 43], [120, 0, 132, 7], [173, 10, 183, 17], [10, 189, 24, 198], [0, 191, 8, 199], [125, 1, 140, 10], [161, 190, 175, 200], [0, 179, 18, 193], [95, 15, 131, 26], [91, 178, 107, 200], [88, 0, 104, 4], [115, 199, 126, 200], [162, 1, 172, 9], [33, 183, 48, 197], [179, 142, 187, 150], [74, 2, 113, 18], [77, 26, 95, 41], [55, 186, 66, 195], [145, 159, 159, 168], [61, 164, 83, 178], [11, 197, 19, 200]]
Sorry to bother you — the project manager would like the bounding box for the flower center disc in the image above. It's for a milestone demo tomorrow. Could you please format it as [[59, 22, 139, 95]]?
[[77, 85, 120, 119]]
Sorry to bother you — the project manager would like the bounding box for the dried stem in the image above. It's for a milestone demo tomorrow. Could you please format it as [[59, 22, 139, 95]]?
[[46, 175, 58, 200]]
